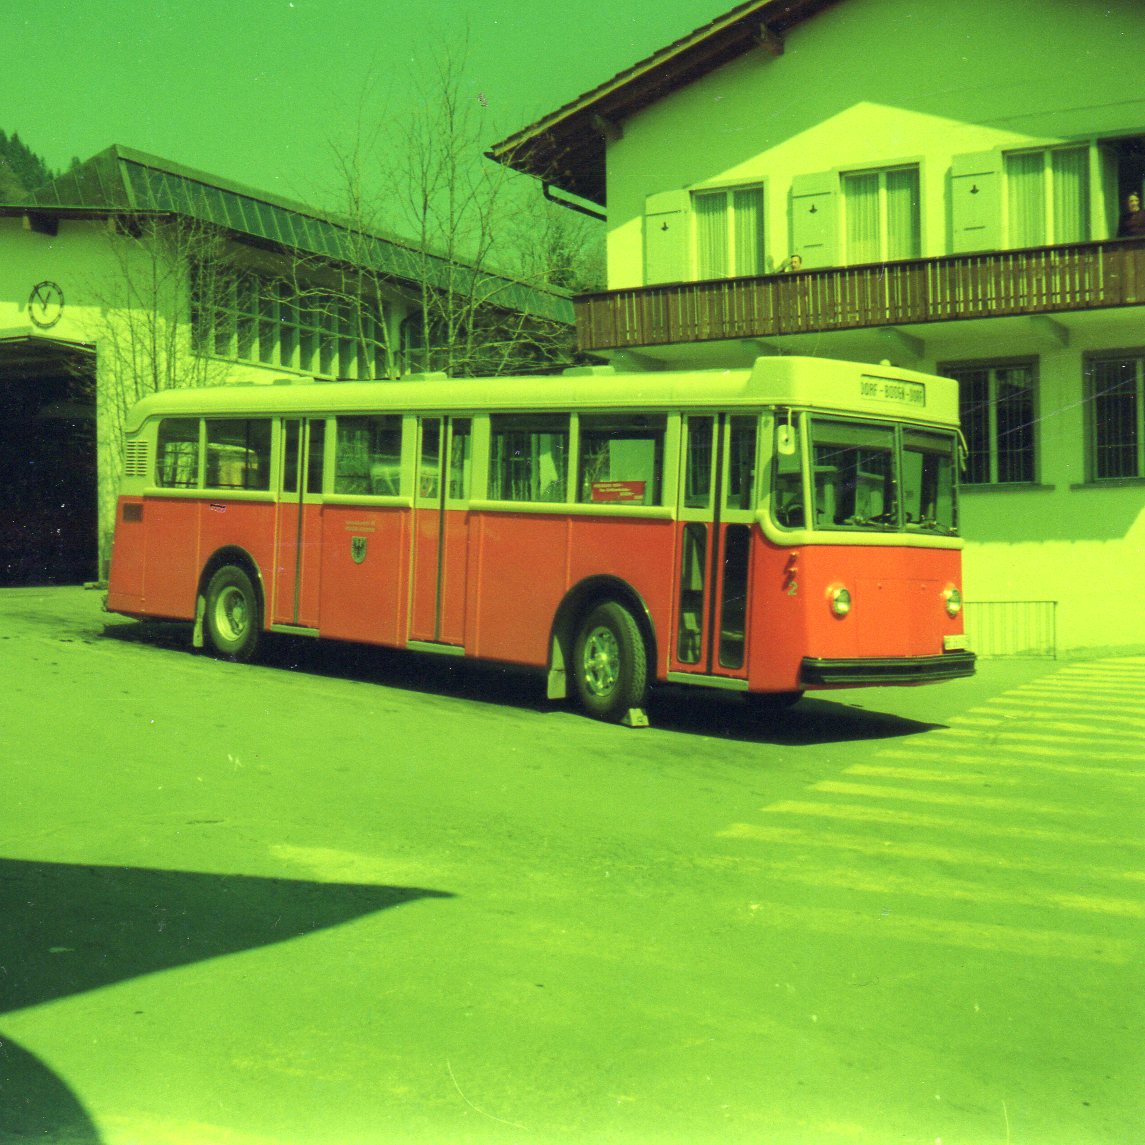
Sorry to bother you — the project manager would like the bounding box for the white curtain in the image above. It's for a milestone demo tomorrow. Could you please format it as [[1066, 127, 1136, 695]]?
[[885, 168, 920, 260], [1006, 152, 1046, 247], [1052, 147, 1089, 243], [732, 187, 764, 275], [694, 192, 728, 278], [843, 172, 880, 263]]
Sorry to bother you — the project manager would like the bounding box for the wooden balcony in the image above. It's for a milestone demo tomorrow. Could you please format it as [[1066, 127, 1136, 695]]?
[[574, 239, 1145, 353]]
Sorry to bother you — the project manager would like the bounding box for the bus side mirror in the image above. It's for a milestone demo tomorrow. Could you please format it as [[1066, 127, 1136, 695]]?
[[777, 425, 797, 456]]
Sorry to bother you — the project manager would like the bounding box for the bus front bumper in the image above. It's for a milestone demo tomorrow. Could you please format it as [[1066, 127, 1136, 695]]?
[[800, 651, 977, 687]]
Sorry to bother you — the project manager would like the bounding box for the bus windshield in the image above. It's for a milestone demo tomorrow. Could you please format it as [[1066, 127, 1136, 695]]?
[[775, 415, 958, 535]]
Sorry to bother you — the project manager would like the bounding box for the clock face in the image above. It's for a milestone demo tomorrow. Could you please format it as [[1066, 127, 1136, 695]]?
[[29, 280, 65, 329]]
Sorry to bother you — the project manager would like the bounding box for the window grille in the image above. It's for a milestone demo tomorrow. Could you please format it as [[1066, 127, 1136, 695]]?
[[1087, 355, 1144, 479], [944, 363, 1036, 485]]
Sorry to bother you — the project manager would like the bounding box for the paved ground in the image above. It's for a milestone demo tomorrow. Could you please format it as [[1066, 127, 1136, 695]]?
[[1, 587, 1142, 1145]]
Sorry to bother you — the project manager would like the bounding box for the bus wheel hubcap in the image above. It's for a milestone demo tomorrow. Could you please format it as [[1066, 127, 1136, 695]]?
[[582, 626, 620, 696], [218, 587, 248, 639]]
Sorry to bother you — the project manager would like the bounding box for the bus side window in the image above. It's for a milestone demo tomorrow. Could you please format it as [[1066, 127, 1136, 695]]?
[[773, 422, 804, 528], [489, 415, 569, 503], [283, 420, 300, 494], [205, 419, 272, 491], [726, 416, 758, 510], [577, 415, 665, 506], [419, 419, 441, 498], [334, 415, 403, 496], [448, 419, 472, 500], [902, 430, 956, 533], [683, 417, 714, 508], [306, 420, 326, 494], [156, 418, 200, 488]]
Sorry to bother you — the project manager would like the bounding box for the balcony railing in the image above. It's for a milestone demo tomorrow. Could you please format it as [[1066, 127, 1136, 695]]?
[[575, 239, 1145, 352]]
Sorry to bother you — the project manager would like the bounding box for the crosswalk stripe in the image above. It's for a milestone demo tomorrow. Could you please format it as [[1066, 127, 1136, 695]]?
[[718, 658, 1144, 966]]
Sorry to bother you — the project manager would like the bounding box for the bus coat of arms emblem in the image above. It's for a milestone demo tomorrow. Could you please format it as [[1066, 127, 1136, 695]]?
[[351, 535, 368, 564]]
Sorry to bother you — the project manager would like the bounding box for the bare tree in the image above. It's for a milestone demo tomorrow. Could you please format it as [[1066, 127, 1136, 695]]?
[[76, 212, 235, 568], [90, 215, 231, 433], [323, 39, 595, 378]]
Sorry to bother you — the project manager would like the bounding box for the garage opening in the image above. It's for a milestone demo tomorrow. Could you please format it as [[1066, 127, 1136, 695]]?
[[0, 361, 98, 585]]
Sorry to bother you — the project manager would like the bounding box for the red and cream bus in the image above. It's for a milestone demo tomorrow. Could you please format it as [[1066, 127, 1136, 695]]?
[[106, 356, 974, 723]]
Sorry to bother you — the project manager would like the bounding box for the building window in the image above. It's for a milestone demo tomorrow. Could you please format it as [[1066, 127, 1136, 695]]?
[[945, 362, 1036, 485], [1087, 354, 1144, 479], [193, 267, 392, 380], [693, 186, 764, 278], [1005, 147, 1090, 247], [842, 165, 920, 263]]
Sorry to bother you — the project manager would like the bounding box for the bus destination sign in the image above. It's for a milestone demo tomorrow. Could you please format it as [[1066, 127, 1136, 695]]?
[[859, 375, 926, 408]]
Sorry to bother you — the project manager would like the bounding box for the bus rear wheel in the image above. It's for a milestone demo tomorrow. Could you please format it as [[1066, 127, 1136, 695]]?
[[204, 565, 261, 662], [572, 601, 648, 722]]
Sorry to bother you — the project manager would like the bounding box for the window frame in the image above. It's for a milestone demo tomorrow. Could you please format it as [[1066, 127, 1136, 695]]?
[[193, 265, 393, 380], [332, 413, 406, 498], [487, 413, 571, 505], [1085, 349, 1145, 482], [940, 358, 1040, 488], [691, 182, 766, 279], [840, 162, 922, 265], [576, 413, 666, 507], [1003, 144, 1092, 248]]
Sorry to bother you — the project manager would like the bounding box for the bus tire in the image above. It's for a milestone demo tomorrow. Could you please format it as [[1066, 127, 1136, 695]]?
[[572, 601, 648, 722], [203, 565, 261, 662]]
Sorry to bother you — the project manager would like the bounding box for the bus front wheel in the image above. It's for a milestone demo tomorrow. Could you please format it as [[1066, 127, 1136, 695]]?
[[572, 602, 648, 722], [204, 565, 261, 662]]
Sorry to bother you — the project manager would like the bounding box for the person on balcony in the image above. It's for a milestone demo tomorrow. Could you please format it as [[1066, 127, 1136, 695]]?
[[1117, 191, 1145, 237]]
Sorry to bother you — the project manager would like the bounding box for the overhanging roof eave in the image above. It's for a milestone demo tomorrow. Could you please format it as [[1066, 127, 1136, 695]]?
[[488, 0, 840, 202]]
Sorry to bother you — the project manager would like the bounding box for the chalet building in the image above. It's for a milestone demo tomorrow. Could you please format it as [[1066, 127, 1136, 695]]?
[[0, 146, 572, 583], [489, 0, 1145, 657]]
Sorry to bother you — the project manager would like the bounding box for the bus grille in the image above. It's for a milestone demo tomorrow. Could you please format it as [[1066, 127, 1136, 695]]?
[[123, 441, 149, 479]]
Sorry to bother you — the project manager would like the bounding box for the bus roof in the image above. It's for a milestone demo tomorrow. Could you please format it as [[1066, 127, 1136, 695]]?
[[123, 357, 960, 432]]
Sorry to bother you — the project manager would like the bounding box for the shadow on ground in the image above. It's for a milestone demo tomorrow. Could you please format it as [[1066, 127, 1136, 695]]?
[[103, 618, 944, 747], [0, 857, 452, 1141]]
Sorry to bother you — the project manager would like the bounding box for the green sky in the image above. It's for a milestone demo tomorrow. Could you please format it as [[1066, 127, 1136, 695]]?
[[2, 0, 731, 208]]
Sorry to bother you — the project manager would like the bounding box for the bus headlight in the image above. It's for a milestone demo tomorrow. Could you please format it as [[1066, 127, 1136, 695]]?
[[942, 585, 962, 618], [827, 584, 852, 618]]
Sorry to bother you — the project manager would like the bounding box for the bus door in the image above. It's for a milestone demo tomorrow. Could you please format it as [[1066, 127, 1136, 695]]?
[[670, 413, 759, 681], [273, 417, 325, 628], [409, 416, 472, 646]]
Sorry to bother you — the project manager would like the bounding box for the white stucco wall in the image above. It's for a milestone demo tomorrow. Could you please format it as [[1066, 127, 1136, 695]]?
[[593, 0, 1145, 656], [0, 217, 414, 574], [606, 0, 1145, 287]]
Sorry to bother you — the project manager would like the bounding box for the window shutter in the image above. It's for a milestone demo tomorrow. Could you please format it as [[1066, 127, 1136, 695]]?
[[951, 151, 1001, 253], [790, 172, 838, 268], [643, 190, 691, 284]]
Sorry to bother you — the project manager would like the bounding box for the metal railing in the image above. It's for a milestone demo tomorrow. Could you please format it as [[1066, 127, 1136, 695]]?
[[575, 239, 1145, 351], [963, 600, 1058, 659]]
